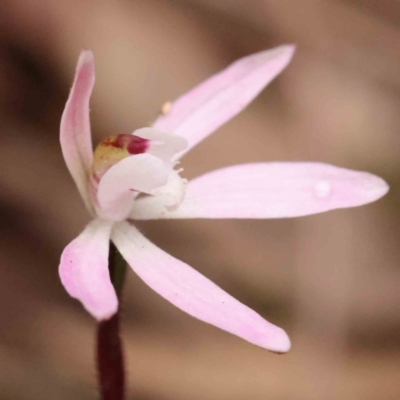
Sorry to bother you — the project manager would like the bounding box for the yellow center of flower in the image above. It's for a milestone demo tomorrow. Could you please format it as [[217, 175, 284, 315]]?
[[92, 134, 149, 181]]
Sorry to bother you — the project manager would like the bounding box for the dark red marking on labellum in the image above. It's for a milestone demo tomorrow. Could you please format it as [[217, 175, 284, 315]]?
[[126, 135, 149, 154], [92, 134, 150, 183], [102, 134, 149, 154]]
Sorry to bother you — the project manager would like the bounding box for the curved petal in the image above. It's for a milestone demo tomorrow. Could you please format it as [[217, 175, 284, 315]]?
[[130, 163, 389, 220], [112, 221, 290, 352], [59, 219, 117, 320], [97, 154, 169, 221], [153, 45, 295, 158], [146, 169, 187, 211], [133, 128, 188, 165], [60, 50, 95, 214]]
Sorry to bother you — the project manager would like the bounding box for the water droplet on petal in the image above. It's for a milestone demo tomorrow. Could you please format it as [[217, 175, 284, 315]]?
[[314, 180, 331, 198]]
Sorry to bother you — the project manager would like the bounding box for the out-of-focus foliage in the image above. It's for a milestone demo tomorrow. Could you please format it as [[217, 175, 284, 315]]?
[[0, 1, 399, 399]]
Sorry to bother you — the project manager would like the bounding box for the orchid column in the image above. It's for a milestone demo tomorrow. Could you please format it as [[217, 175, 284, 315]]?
[[59, 45, 388, 399]]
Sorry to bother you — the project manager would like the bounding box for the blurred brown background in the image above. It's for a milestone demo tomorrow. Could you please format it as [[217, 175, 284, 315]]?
[[0, 0, 399, 399]]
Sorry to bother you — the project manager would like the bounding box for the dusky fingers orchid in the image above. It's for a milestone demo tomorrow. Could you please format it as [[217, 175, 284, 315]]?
[[59, 46, 388, 354]]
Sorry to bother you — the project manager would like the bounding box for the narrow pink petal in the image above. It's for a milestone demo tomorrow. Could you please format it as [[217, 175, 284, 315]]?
[[60, 50, 95, 214], [97, 154, 169, 221], [130, 163, 389, 220], [59, 219, 117, 320], [153, 45, 295, 158], [112, 221, 290, 352]]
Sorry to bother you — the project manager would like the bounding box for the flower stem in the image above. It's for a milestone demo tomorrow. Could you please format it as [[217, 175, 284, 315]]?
[[97, 242, 127, 400]]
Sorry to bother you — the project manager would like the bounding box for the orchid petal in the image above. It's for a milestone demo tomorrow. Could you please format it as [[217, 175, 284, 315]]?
[[97, 154, 169, 221], [59, 219, 117, 320], [133, 127, 188, 165], [131, 163, 389, 220], [148, 170, 187, 211], [153, 45, 295, 158], [60, 50, 95, 214], [112, 221, 291, 352]]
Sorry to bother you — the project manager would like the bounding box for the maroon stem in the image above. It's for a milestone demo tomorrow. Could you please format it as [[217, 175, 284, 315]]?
[[96, 243, 126, 400]]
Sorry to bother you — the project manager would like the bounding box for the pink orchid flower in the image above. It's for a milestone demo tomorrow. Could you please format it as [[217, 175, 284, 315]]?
[[59, 45, 388, 353]]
